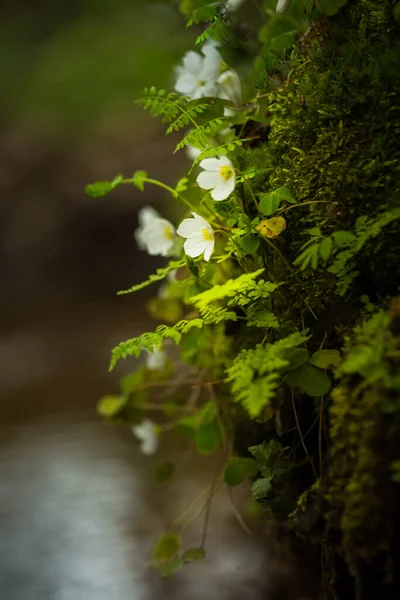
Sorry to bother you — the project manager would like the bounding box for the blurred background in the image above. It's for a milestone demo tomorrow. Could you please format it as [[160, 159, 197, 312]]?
[[0, 1, 281, 599]]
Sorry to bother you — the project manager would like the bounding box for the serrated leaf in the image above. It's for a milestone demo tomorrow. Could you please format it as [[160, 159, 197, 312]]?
[[181, 548, 206, 563], [85, 174, 124, 198], [256, 216, 287, 239], [319, 237, 333, 261], [252, 477, 273, 500], [285, 364, 331, 397], [224, 457, 258, 486], [132, 170, 148, 191], [153, 533, 181, 564], [238, 234, 260, 255], [310, 349, 341, 369], [155, 461, 175, 483], [97, 395, 127, 417]]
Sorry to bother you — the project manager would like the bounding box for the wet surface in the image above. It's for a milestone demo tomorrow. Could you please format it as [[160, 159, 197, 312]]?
[[0, 302, 270, 600]]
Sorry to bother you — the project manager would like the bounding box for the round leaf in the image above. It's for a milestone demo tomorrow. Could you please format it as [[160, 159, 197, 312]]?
[[286, 348, 309, 372], [224, 457, 259, 486], [195, 419, 221, 454], [310, 349, 341, 370], [152, 532, 181, 564], [97, 395, 127, 417], [285, 364, 332, 397], [181, 548, 206, 563], [238, 234, 260, 255]]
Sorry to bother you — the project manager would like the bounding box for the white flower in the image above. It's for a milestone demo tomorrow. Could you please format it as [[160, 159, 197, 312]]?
[[217, 69, 242, 107], [134, 206, 175, 257], [177, 212, 215, 261], [276, 0, 291, 14], [174, 46, 222, 99], [226, 0, 246, 12], [145, 346, 168, 370], [186, 144, 202, 161], [196, 156, 236, 201], [131, 419, 159, 455]]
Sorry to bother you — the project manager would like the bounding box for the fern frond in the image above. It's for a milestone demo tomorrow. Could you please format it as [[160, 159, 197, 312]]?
[[117, 260, 186, 295], [191, 270, 265, 311], [193, 139, 251, 163], [109, 318, 204, 371], [225, 332, 309, 417], [174, 118, 227, 153]]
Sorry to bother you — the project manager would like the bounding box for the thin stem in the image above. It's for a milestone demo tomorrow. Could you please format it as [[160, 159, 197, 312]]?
[[277, 200, 334, 215], [262, 236, 318, 320], [228, 487, 253, 535], [245, 181, 262, 215], [319, 395, 325, 476], [291, 390, 318, 479]]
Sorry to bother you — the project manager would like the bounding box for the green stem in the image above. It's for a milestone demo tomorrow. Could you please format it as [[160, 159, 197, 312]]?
[[277, 200, 333, 215]]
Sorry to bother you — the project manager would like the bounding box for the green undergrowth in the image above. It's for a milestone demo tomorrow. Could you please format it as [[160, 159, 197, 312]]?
[[87, 1, 400, 597]]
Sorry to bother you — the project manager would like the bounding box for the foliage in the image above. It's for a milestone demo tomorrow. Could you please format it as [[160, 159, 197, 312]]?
[[88, 0, 400, 596]]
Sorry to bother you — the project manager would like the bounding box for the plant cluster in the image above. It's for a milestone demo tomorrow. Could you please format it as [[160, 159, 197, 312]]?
[[86, 1, 400, 597]]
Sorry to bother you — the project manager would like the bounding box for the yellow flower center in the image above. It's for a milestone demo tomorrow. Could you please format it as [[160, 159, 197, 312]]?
[[196, 79, 206, 88], [164, 226, 174, 240], [202, 228, 213, 241], [219, 165, 234, 181]]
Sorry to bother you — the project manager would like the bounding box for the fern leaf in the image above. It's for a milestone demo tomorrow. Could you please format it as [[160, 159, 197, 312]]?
[[225, 331, 309, 418], [117, 260, 186, 295]]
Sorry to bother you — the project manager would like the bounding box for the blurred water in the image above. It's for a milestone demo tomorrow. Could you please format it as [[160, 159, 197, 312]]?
[[0, 302, 274, 600]]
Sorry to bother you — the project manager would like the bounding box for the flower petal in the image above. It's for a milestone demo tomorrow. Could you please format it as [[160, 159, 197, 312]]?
[[175, 73, 196, 96], [199, 157, 222, 171], [203, 240, 215, 261], [177, 217, 198, 238], [184, 237, 207, 258], [218, 155, 234, 169], [138, 206, 160, 227], [182, 51, 203, 75], [200, 46, 222, 81], [197, 169, 220, 190], [211, 176, 236, 201], [132, 419, 159, 455]]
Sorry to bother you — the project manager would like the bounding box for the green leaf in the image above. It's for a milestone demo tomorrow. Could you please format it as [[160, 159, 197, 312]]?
[[259, 187, 295, 216], [152, 532, 181, 564], [155, 461, 175, 483], [318, 0, 348, 17], [132, 170, 148, 191], [285, 364, 331, 397], [286, 348, 309, 371], [85, 174, 124, 197], [332, 230, 356, 247], [310, 349, 341, 369], [181, 548, 206, 563], [224, 457, 259, 486], [309, 227, 322, 236], [175, 177, 188, 194], [238, 234, 260, 255], [158, 558, 183, 577], [252, 477, 273, 500], [195, 419, 221, 454], [319, 236, 333, 261], [97, 395, 127, 417]]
